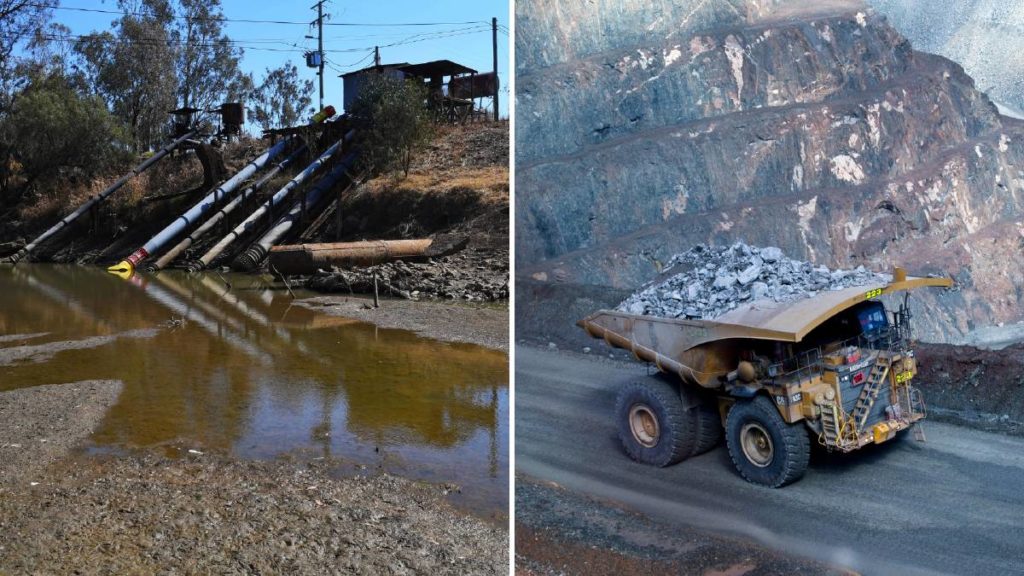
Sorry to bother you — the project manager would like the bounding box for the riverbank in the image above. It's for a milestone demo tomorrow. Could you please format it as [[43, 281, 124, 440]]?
[[298, 295, 508, 352], [0, 381, 508, 574]]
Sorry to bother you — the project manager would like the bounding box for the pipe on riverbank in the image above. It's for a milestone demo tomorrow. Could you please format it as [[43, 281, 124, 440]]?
[[187, 131, 354, 273], [147, 144, 308, 271], [108, 136, 295, 276], [9, 130, 198, 265], [233, 150, 359, 272], [267, 239, 434, 275]]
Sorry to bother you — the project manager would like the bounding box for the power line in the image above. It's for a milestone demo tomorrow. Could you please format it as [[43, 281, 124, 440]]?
[[323, 50, 373, 75], [16, 25, 492, 54], [32, 3, 494, 28]]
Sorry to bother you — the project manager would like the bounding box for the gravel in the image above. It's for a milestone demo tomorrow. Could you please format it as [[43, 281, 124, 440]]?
[[307, 245, 508, 302], [0, 381, 122, 485], [617, 243, 891, 319], [1, 454, 508, 575]]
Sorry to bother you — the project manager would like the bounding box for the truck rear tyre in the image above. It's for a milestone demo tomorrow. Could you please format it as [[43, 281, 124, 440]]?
[[725, 395, 810, 487], [691, 398, 723, 456], [615, 380, 695, 466]]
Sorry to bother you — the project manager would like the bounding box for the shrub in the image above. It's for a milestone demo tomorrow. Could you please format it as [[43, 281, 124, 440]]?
[[348, 73, 433, 177]]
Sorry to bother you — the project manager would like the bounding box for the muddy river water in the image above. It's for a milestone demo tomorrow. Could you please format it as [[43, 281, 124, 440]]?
[[0, 265, 508, 515]]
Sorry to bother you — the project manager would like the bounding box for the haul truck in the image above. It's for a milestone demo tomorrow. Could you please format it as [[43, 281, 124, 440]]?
[[579, 268, 952, 487]]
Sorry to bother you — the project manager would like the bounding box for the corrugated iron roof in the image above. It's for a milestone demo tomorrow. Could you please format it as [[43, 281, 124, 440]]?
[[398, 59, 477, 78], [339, 63, 410, 78]]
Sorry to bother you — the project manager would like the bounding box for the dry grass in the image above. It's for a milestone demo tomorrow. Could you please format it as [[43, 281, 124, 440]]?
[[13, 137, 267, 231], [366, 166, 508, 205], [358, 121, 510, 208]]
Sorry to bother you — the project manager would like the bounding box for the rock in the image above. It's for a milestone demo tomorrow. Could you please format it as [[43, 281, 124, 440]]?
[[617, 243, 891, 320], [712, 273, 737, 289], [750, 282, 769, 301], [547, 342, 558, 350], [737, 264, 761, 285], [760, 247, 784, 263], [582, 347, 591, 354]]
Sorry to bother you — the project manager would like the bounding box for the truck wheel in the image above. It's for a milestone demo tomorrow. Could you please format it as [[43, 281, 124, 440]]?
[[615, 380, 695, 466], [725, 395, 810, 487], [690, 398, 723, 456]]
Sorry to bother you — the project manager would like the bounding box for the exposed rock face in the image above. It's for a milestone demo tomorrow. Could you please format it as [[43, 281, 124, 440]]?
[[617, 243, 890, 319], [516, 0, 1024, 344], [867, 0, 1024, 116]]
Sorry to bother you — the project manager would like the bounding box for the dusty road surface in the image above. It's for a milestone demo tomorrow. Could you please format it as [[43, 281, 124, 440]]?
[[516, 346, 1024, 576]]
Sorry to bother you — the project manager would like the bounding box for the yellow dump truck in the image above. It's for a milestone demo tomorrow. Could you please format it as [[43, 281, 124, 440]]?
[[579, 268, 952, 487]]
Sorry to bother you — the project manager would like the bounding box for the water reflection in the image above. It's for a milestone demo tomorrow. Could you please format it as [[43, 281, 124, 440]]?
[[0, 265, 508, 513]]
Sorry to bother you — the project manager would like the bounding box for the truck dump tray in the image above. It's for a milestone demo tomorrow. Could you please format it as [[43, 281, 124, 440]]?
[[578, 271, 952, 388]]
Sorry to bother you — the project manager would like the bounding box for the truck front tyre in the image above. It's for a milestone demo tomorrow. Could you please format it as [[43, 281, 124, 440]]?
[[725, 396, 810, 487], [615, 380, 695, 467]]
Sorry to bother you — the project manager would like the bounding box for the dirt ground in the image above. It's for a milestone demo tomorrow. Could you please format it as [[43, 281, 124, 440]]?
[[0, 382, 508, 575], [0, 380, 122, 484], [515, 480, 848, 576], [298, 295, 508, 352], [915, 341, 1024, 435]]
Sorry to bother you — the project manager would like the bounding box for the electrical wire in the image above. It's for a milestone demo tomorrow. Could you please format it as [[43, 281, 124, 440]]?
[[29, 2, 492, 28], [15, 25, 493, 54], [323, 50, 373, 75]]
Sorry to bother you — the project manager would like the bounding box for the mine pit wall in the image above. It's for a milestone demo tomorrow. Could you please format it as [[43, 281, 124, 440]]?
[[515, 1, 1024, 345], [516, 11, 914, 164], [515, 0, 789, 73]]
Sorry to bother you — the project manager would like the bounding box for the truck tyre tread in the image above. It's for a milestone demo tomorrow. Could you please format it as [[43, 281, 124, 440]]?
[[615, 380, 695, 467], [725, 395, 810, 487], [689, 399, 723, 457]]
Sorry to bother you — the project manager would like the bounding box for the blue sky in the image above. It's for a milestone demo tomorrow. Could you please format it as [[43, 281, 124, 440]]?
[[42, 0, 510, 117]]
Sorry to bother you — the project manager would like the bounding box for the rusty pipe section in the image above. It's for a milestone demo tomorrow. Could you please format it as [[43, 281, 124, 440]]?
[[267, 239, 433, 275], [233, 150, 358, 272], [187, 131, 353, 272], [147, 143, 307, 271], [9, 129, 198, 264]]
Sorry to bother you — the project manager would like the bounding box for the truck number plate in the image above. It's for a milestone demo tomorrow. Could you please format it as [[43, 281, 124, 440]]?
[[864, 288, 883, 299]]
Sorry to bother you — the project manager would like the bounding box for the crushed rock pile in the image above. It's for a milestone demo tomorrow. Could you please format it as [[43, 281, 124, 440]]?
[[618, 243, 891, 320]]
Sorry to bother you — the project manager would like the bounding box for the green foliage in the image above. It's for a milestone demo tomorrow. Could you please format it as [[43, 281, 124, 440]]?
[[0, 0, 57, 110], [250, 62, 314, 131], [172, 0, 251, 111], [72, 0, 250, 150], [74, 12, 178, 151], [0, 70, 131, 194], [349, 74, 434, 177]]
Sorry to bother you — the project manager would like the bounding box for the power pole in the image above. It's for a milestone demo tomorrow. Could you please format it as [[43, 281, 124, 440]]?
[[492, 17, 499, 121], [313, 0, 325, 110], [374, 46, 380, 67]]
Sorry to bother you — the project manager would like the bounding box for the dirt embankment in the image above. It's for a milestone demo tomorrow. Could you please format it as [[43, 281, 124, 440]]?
[[304, 122, 509, 303], [0, 139, 259, 264], [0, 382, 508, 574], [915, 342, 1024, 435]]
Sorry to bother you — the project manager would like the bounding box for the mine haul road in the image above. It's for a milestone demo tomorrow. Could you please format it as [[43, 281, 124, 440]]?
[[516, 346, 1024, 576]]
